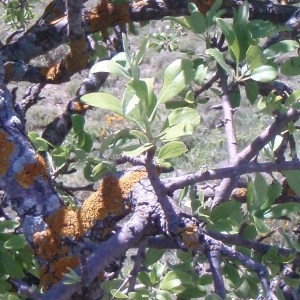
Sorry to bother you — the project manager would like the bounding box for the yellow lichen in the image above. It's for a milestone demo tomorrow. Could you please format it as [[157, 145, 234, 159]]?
[[179, 223, 200, 250], [72, 101, 89, 112], [15, 154, 48, 188], [0, 130, 15, 175], [41, 63, 61, 81], [40, 256, 79, 290], [88, 0, 131, 32], [35, 168, 148, 289], [66, 38, 89, 74]]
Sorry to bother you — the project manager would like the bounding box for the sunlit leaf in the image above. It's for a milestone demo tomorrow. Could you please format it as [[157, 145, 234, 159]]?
[[246, 46, 267, 70], [282, 170, 300, 196], [250, 65, 278, 82], [217, 18, 240, 62], [122, 143, 154, 156], [206, 48, 232, 74], [81, 93, 123, 116], [183, 3, 206, 34], [264, 40, 299, 59], [264, 203, 300, 219], [4, 234, 27, 250], [158, 141, 187, 160], [90, 60, 130, 79], [158, 59, 195, 103]]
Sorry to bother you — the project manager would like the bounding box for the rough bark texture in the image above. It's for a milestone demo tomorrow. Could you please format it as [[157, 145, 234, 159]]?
[[1, 0, 300, 299]]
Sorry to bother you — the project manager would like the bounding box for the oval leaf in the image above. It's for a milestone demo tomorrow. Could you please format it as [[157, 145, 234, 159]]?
[[90, 60, 130, 79], [81, 93, 123, 116], [206, 48, 232, 74], [250, 65, 278, 82], [158, 141, 187, 160], [158, 59, 195, 103]]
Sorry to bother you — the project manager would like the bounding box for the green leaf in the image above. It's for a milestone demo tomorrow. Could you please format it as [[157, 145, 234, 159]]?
[[248, 20, 276, 39], [158, 123, 194, 141], [158, 59, 195, 103], [205, 48, 232, 74], [111, 290, 128, 299], [216, 18, 240, 62], [81, 93, 123, 116], [83, 158, 101, 182], [150, 262, 165, 285], [206, 0, 223, 27], [129, 130, 148, 143], [155, 290, 174, 300], [263, 203, 300, 219], [51, 146, 68, 167], [128, 290, 149, 299], [281, 56, 300, 76], [28, 132, 49, 151], [252, 173, 268, 211], [162, 107, 200, 130], [244, 80, 259, 104], [92, 162, 117, 180], [205, 294, 223, 300], [138, 272, 152, 287], [143, 248, 165, 267], [71, 114, 85, 134], [126, 79, 148, 103], [239, 223, 258, 240], [283, 89, 300, 107], [90, 60, 130, 79], [260, 179, 282, 210], [183, 3, 206, 34], [122, 143, 154, 156], [1, 252, 24, 279], [210, 200, 242, 223], [0, 279, 12, 294], [246, 46, 267, 70], [194, 64, 207, 86], [282, 170, 300, 196], [264, 40, 299, 59], [0, 220, 20, 233], [254, 216, 270, 234], [158, 141, 187, 160], [250, 65, 278, 82], [77, 132, 93, 153], [159, 270, 191, 291], [4, 234, 27, 250]]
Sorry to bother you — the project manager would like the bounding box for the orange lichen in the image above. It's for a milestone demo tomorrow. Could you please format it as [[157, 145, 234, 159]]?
[[46, 206, 81, 238], [40, 256, 79, 290], [15, 154, 48, 188], [0, 130, 15, 175], [179, 223, 200, 250], [88, 0, 131, 32], [79, 169, 147, 232], [41, 63, 61, 81], [33, 229, 59, 260], [34, 168, 148, 289], [72, 100, 89, 112], [66, 38, 89, 74]]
